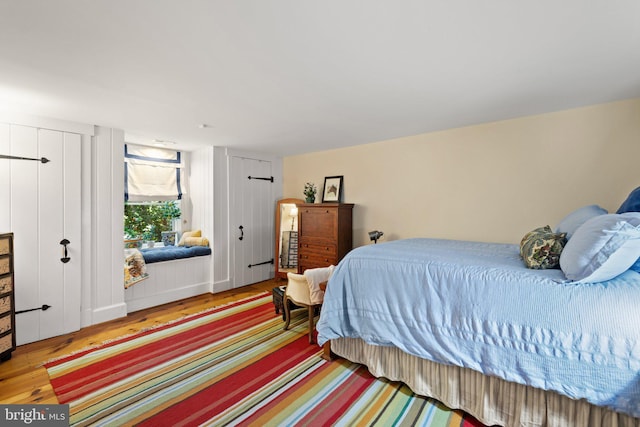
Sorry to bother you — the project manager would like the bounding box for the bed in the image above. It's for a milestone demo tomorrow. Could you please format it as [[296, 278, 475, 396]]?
[[317, 202, 640, 426]]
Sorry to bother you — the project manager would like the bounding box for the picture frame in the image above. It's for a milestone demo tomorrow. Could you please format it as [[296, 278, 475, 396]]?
[[322, 175, 343, 203]]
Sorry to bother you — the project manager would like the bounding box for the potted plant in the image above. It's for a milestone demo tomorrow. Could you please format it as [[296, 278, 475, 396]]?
[[304, 182, 317, 203]]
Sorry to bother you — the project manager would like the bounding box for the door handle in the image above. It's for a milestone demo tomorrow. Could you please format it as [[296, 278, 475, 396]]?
[[239, 225, 244, 241], [60, 239, 70, 263]]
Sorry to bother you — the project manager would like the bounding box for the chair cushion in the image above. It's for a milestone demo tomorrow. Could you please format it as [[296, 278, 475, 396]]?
[[140, 245, 211, 263]]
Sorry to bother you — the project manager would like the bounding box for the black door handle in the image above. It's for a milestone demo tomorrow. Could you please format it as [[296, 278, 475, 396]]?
[[239, 225, 244, 241], [60, 239, 70, 263]]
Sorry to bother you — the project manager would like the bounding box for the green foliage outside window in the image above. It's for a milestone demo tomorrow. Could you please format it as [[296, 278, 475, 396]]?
[[124, 201, 181, 241]]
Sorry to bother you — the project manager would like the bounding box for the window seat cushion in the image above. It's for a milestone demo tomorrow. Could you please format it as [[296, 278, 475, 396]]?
[[140, 246, 212, 264]]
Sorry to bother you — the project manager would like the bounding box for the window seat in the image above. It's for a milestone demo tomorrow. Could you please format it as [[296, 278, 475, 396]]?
[[140, 245, 212, 264], [125, 247, 212, 313]]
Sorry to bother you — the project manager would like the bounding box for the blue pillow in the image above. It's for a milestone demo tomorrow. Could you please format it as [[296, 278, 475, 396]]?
[[555, 205, 607, 240], [617, 186, 640, 213], [560, 213, 640, 283]]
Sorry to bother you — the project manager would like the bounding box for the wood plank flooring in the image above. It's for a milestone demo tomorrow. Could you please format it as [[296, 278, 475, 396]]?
[[0, 279, 279, 405]]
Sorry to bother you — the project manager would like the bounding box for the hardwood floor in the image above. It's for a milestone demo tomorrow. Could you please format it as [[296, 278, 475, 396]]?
[[0, 279, 279, 405]]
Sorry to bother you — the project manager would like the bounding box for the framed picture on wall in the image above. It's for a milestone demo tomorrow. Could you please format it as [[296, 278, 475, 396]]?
[[322, 175, 343, 202]]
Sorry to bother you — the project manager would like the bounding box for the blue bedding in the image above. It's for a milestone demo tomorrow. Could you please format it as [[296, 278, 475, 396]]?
[[140, 246, 211, 264], [316, 238, 640, 417]]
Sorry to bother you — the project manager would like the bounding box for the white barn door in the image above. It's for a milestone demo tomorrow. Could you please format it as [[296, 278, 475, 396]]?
[[0, 124, 81, 345], [230, 156, 273, 288]]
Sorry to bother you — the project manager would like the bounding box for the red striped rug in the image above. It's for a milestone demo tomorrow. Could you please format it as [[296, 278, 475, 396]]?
[[45, 292, 486, 426]]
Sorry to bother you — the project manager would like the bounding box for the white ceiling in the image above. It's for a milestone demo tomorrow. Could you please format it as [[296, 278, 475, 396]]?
[[0, 1, 638, 155]]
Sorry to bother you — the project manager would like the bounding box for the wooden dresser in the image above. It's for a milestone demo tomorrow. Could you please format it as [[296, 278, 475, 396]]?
[[0, 232, 15, 362], [297, 203, 354, 272]]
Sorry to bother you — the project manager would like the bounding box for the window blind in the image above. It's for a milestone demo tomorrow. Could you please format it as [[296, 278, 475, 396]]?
[[124, 144, 184, 202]]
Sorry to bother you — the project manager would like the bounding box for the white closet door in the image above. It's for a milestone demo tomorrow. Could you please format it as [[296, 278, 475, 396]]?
[[0, 124, 81, 345], [230, 156, 273, 288]]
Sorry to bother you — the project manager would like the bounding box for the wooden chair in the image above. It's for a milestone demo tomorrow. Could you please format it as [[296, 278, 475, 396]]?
[[283, 268, 332, 344]]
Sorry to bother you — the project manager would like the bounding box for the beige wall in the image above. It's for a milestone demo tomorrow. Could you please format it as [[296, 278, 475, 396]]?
[[283, 98, 640, 247]]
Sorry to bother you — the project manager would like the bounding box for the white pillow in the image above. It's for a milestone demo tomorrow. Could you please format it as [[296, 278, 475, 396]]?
[[560, 213, 640, 283], [304, 265, 335, 305]]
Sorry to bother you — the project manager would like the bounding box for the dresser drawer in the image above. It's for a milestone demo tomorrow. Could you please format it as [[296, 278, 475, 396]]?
[[0, 275, 12, 295], [0, 295, 11, 316], [299, 243, 338, 270], [0, 315, 11, 335], [0, 257, 9, 275], [299, 241, 337, 258], [0, 333, 12, 353], [0, 236, 10, 256], [299, 208, 337, 238], [299, 254, 338, 268]]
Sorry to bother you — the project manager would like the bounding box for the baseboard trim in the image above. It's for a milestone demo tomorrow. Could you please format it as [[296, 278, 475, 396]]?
[[212, 279, 232, 294], [125, 282, 212, 313], [91, 302, 128, 326]]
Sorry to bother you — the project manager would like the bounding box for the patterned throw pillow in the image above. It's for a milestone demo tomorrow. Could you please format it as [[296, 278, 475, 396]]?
[[520, 225, 567, 269], [124, 249, 149, 288]]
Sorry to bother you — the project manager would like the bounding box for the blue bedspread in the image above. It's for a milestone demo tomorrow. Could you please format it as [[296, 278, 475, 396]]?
[[140, 246, 211, 264], [316, 238, 640, 417]]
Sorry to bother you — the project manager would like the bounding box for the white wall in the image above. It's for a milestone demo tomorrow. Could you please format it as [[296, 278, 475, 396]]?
[[87, 126, 127, 325], [213, 147, 231, 291], [190, 146, 215, 289], [283, 98, 640, 247], [189, 145, 230, 292]]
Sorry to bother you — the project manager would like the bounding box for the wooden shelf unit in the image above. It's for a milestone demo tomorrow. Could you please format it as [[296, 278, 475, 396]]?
[[0, 232, 15, 362]]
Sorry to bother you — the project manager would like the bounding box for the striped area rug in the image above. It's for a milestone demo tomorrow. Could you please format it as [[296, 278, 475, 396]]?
[[45, 292, 486, 426]]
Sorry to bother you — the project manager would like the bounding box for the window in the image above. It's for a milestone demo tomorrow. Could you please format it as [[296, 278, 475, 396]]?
[[124, 201, 181, 242], [124, 144, 186, 243], [124, 144, 183, 202]]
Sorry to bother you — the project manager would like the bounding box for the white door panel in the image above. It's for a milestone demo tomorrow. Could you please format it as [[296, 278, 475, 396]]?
[[1, 123, 81, 345], [63, 133, 82, 334], [10, 125, 40, 344], [230, 156, 274, 288], [37, 129, 65, 340]]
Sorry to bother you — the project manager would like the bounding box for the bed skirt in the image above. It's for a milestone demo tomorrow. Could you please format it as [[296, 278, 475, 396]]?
[[331, 337, 640, 427]]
